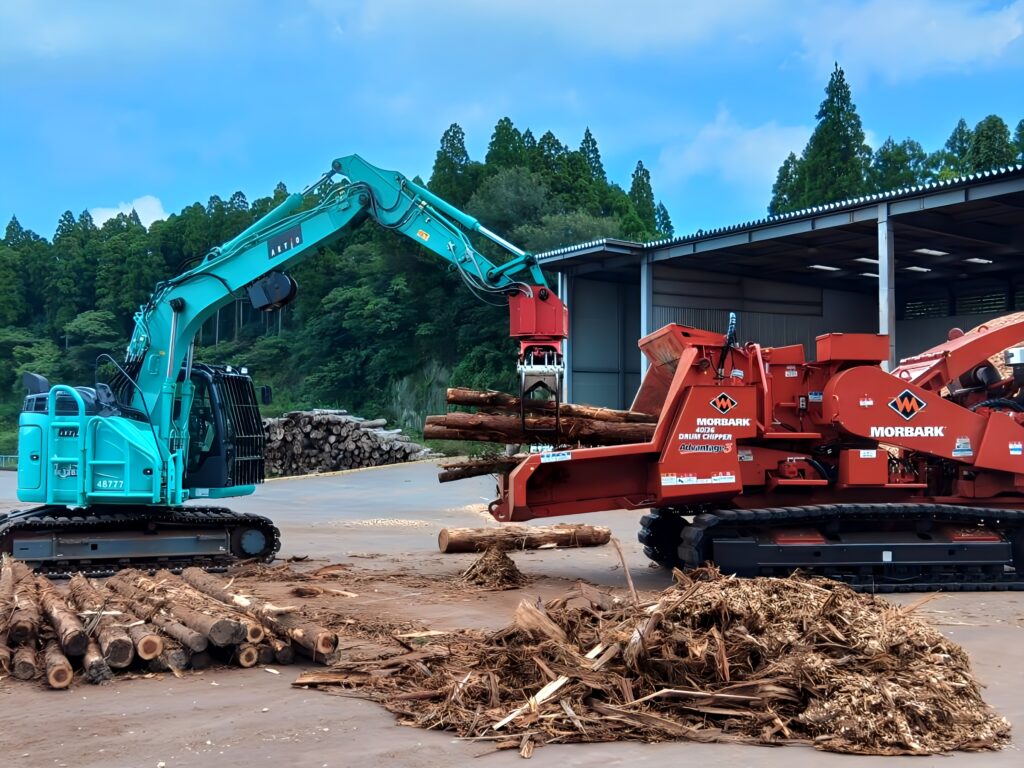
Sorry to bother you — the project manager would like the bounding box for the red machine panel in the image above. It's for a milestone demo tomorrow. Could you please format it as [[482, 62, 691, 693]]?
[[838, 448, 888, 485]]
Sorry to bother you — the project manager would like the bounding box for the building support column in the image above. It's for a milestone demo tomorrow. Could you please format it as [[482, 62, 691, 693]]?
[[877, 204, 897, 369], [557, 271, 573, 402], [640, 255, 654, 377]]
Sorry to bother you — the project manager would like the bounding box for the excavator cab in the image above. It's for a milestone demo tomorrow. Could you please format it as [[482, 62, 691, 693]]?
[[181, 364, 265, 493]]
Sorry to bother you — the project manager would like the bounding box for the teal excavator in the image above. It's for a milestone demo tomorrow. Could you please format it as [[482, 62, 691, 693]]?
[[1, 156, 567, 574]]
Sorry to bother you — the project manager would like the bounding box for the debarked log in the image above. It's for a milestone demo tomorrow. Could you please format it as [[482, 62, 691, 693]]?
[[438, 524, 612, 554]]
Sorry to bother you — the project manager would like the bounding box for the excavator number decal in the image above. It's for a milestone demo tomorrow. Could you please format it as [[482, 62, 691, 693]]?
[[96, 479, 124, 489], [710, 393, 737, 415], [888, 390, 925, 420]]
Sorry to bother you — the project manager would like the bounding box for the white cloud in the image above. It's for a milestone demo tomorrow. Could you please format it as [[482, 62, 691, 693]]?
[[91, 195, 168, 228], [657, 109, 811, 192], [798, 0, 1024, 82]]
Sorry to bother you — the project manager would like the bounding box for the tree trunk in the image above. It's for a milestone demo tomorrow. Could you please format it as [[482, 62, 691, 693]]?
[[446, 387, 656, 423], [438, 455, 524, 483], [36, 577, 89, 657], [424, 412, 654, 446], [8, 568, 41, 645], [68, 573, 135, 668], [269, 636, 295, 665], [180, 568, 336, 659], [101, 578, 210, 653], [188, 650, 212, 671], [0, 554, 15, 622], [43, 640, 73, 689], [234, 643, 259, 668], [256, 643, 275, 666], [438, 523, 612, 553], [82, 638, 113, 684], [239, 616, 266, 644], [0, 631, 9, 676], [126, 620, 164, 661], [148, 638, 189, 674], [12, 644, 38, 680], [150, 612, 210, 652]]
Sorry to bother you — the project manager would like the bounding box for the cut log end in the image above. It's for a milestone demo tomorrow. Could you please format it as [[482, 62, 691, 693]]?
[[235, 643, 259, 668]]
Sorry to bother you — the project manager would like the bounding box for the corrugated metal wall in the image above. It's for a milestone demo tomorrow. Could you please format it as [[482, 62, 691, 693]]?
[[570, 266, 876, 409]]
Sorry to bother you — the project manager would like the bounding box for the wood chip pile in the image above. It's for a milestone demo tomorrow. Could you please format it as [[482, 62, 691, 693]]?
[[459, 547, 528, 590], [0, 556, 337, 687], [263, 409, 433, 477], [333, 569, 1009, 756]]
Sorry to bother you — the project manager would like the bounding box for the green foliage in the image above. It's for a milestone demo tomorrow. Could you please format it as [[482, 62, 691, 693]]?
[[968, 115, 1017, 171], [655, 202, 674, 238], [0, 120, 669, 444], [869, 138, 927, 191], [799, 64, 871, 206], [628, 161, 657, 232], [768, 68, 1019, 214]]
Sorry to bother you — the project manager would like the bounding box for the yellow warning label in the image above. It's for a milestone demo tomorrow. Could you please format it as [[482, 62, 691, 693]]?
[[416, 229, 430, 241]]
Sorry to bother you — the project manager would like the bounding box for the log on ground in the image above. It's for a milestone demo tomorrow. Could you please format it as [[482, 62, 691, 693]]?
[[43, 639, 73, 689], [438, 524, 612, 553], [69, 573, 134, 668], [36, 576, 89, 657], [181, 568, 335, 659], [8, 564, 41, 645], [82, 639, 113, 684], [0, 630, 9, 676], [12, 644, 38, 680]]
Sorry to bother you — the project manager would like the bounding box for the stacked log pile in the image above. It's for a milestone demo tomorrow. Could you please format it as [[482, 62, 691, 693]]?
[[427, 388, 656, 482], [0, 557, 337, 687], [263, 409, 433, 477]]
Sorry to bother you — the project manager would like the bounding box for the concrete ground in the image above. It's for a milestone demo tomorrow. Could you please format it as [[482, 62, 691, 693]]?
[[1, 462, 1022, 768]]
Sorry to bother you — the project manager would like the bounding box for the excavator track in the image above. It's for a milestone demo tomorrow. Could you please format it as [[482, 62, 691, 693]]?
[[640, 504, 1024, 592], [0, 505, 281, 578]]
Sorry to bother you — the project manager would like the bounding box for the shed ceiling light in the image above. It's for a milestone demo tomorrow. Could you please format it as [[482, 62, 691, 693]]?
[[904, 265, 932, 273], [964, 257, 993, 264], [913, 248, 949, 256], [860, 272, 879, 278], [808, 264, 841, 271], [855, 257, 879, 264]]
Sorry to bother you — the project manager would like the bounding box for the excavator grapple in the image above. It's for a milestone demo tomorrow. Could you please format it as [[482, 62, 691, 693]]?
[[488, 316, 1024, 590]]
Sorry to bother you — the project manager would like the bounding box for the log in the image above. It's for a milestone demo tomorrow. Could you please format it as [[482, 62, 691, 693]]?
[[235, 643, 259, 668], [438, 455, 524, 483], [425, 412, 654, 446], [256, 643, 275, 666], [43, 639, 73, 689], [12, 644, 38, 680], [0, 630, 9, 675], [82, 639, 113, 684], [239, 616, 266, 644], [110, 570, 244, 647], [126, 620, 163, 661], [102, 579, 208, 653], [438, 524, 613, 553], [8, 567, 41, 645], [446, 387, 657, 423], [148, 638, 189, 674], [68, 573, 134, 668], [188, 650, 212, 670], [180, 568, 336, 659], [269, 636, 295, 665], [0, 554, 15, 622], [149, 612, 209, 653], [36, 577, 89, 657]]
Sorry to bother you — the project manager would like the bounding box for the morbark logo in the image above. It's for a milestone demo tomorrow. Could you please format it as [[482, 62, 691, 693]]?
[[710, 392, 738, 414], [888, 389, 926, 420]]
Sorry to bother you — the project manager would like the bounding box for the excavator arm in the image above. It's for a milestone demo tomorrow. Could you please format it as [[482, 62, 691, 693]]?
[[112, 155, 565, 501]]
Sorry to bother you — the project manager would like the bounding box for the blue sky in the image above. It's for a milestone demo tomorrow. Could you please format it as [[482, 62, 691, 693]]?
[[1, 1, 1022, 242]]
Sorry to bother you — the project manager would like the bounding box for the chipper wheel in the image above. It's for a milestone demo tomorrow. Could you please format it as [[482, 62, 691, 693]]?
[[638, 508, 685, 568]]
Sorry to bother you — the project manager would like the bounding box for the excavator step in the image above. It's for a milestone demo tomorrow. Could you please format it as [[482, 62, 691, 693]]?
[[640, 504, 1024, 592]]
